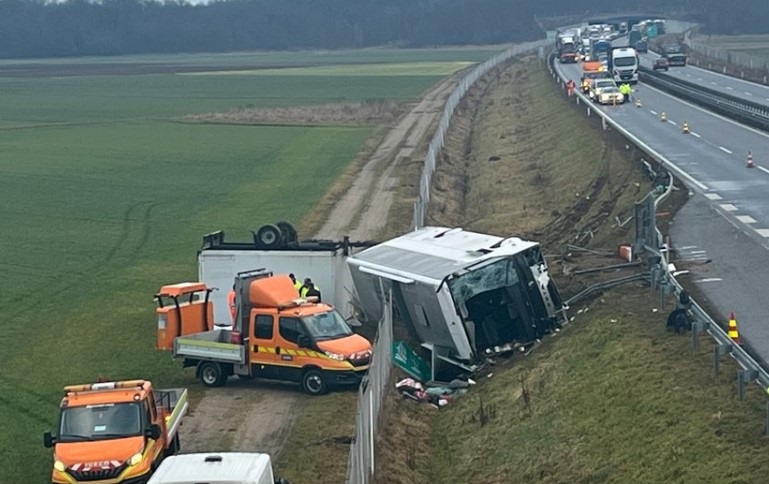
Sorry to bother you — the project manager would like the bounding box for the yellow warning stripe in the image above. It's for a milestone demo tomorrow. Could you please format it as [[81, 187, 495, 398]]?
[[251, 345, 330, 359]]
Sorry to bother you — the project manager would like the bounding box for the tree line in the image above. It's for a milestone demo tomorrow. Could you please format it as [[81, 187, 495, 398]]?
[[0, 0, 763, 59]]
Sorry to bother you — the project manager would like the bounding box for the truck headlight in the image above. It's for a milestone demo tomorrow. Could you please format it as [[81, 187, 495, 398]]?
[[53, 460, 66, 472], [324, 351, 346, 361], [128, 453, 143, 466]]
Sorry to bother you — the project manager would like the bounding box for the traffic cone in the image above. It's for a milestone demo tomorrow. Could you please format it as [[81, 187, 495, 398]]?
[[682, 121, 690, 134], [747, 151, 755, 168], [635, 98, 642, 108], [660, 112, 667, 122], [728, 312, 741, 345]]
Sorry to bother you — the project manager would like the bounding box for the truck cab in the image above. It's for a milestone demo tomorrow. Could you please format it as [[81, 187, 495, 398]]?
[[167, 271, 372, 395], [44, 380, 188, 484], [148, 452, 289, 484]]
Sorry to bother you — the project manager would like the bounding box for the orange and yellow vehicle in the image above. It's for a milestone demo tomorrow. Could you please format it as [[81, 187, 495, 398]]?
[[44, 380, 188, 484], [156, 269, 372, 395], [581, 60, 608, 92]]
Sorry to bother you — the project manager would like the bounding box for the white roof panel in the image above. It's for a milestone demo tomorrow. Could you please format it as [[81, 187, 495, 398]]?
[[148, 453, 272, 484]]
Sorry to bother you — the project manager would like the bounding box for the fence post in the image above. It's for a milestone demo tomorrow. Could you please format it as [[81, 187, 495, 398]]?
[[714, 343, 731, 376]]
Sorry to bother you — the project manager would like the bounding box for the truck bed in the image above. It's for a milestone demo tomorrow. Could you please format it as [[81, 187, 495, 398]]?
[[173, 329, 246, 364], [155, 388, 189, 441]]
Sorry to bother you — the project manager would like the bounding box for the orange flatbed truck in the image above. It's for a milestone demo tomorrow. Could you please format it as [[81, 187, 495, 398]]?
[[44, 380, 188, 484], [156, 269, 372, 395]]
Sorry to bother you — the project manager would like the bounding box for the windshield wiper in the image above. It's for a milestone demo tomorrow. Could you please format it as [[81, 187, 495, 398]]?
[[93, 432, 137, 439]]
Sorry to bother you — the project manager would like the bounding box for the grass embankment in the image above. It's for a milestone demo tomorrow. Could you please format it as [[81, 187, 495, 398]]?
[[0, 49, 487, 481], [373, 56, 768, 482]]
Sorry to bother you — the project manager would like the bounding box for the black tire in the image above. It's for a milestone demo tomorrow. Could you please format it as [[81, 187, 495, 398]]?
[[198, 361, 227, 387], [301, 368, 328, 395], [276, 221, 298, 244], [255, 224, 283, 249]]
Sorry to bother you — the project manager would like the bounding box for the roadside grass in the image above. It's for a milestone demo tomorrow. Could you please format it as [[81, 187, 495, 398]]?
[[0, 46, 493, 481], [429, 286, 769, 483], [191, 61, 474, 77]]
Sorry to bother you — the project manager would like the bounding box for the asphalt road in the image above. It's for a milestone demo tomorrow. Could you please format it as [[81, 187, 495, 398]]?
[[555, 57, 769, 362]]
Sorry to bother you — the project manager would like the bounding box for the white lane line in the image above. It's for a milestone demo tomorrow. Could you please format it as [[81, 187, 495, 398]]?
[[696, 278, 722, 283], [710, 81, 717, 85], [719, 146, 732, 154], [704, 193, 722, 200], [677, 245, 699, 249], [756, 229, 769, 237], [650, 110, 658, 115], [726, 86, 734, 90], [720, 203, 738, 211], [766, 97, 769, 102], [697, 77, 703, 81], [737, 215, 757, 224], [668, 120, 677, 126], [758, 166, 769, 175], [691, 132, 701, 138], [745, 92, 753, 96]]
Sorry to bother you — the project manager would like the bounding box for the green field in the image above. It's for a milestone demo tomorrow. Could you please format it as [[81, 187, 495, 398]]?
[[0, 47, 493, 482], [693, 34, 769, 60]]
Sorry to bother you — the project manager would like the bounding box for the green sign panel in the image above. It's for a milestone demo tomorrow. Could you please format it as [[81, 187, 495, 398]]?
[[392, 341, 431, 381], [646, 25, 658, 38]]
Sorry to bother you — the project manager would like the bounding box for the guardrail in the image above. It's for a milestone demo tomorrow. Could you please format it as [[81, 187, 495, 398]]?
[[549, 53, 769, 426], [639, 67, 769, 131]]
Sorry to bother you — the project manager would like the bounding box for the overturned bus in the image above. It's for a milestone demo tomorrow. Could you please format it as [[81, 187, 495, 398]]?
[[348, 227, 567, 375]]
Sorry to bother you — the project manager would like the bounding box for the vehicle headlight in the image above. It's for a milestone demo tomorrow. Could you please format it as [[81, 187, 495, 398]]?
[[53, 460, 66, 472], [324, 351, 347, 361], [128, 453, 143, 466]]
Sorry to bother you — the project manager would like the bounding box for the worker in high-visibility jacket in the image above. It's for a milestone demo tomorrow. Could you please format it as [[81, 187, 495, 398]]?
[[581, 78, 591, 93], [289, 273, 303, 294], [299, 278, 320, 300], [619, 83, 632, 103]]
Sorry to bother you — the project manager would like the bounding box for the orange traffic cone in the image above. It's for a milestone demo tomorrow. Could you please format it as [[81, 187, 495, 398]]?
[[747, 151, 755, 168], [728, 312, 741, 345]]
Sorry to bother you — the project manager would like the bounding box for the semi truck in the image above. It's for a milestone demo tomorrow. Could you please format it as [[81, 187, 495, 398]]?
[[158, 269, 372, 395], [44, 380, 188, 484], [148, 453, 289, 484], [609, 47, 639, 84]]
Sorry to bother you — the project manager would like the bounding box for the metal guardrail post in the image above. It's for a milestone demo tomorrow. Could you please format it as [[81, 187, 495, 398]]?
[[713, 343, 732, 376], [738, 369, 759, 401], [691, 321, 710, 351]]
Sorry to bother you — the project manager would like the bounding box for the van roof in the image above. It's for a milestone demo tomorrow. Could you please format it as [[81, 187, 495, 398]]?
[[148, 453, 274, 484]]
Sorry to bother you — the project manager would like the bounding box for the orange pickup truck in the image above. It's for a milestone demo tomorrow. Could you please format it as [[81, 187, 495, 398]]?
[[44, 380, 188, 484], [156, 269, 372, 395]]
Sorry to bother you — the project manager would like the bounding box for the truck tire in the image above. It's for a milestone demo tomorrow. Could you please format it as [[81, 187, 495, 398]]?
[[276, 221, 298, 244], [301, 368, 328, 395], [254, 224, 283, 249], [198, 361, 227, 387]]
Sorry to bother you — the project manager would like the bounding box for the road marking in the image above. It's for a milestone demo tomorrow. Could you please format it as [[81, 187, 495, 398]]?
[[697, 77, 703, 81], [726, 86, 734, 90], [710, 81, 717, 85], [696, 278, 722, 283], [719, 203, 738, 211], [737, 215, 757, 224], [704, 193, 722, 200], [691, 132, 701, 138], [758, 166, 769, 175], [650, 110, 658, 115], [745, 92, 753, 96], [756, 229, 769, 237], [668, 120, 677, 126], [719, 146, 732, 154], [677, 245, 699, 249]]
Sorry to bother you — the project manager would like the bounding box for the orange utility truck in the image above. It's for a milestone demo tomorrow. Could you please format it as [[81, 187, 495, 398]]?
[[43, 380, 188, 484], [159, 269, 372, 395], [581, 60, 608, 92]]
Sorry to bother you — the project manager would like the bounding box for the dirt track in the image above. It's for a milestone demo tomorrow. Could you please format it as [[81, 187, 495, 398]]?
[[180, 75, 461, 458]]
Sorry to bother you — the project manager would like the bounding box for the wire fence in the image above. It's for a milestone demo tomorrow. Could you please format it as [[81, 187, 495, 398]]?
[[413, 39, 550, 229], [346, 286, 393, 484]]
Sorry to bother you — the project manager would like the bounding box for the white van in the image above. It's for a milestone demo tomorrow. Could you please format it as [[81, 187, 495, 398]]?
[[148, 453, 289, 484]]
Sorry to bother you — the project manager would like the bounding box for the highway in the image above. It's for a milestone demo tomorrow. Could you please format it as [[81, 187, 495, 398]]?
[[555, 57, 769, 363]]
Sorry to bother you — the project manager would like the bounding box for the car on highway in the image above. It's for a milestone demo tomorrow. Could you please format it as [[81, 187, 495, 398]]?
[[589, 78, 617, 101], [596, 86, 625, 105], [653, 57, 669, 71], [634, 40, 648, 53]]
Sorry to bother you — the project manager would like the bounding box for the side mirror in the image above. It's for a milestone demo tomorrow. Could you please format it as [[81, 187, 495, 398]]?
[[43, 431, 56, 448], [145, 424, 162, 440], [297, 335, 310, 349]]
